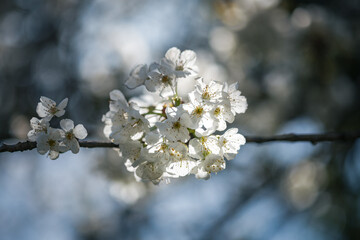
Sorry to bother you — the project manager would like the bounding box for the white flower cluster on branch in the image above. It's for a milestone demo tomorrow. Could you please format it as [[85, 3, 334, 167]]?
[[28, 97, 88, 160], [103, 47, 247, 184]]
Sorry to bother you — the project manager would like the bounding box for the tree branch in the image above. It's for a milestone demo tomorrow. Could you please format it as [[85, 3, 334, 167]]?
[[0, 132, 359, 153], [245, 132, 360, 144], [0, 141, 118, 153]]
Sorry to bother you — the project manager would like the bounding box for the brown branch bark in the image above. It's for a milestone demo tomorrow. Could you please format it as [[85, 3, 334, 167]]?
[[0, 132, 359, 153]]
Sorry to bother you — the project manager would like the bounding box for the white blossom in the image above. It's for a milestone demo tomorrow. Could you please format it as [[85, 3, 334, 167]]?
[[125, 63, 159, 89], [143, 132, 195, 176], [102, 90, 149, 144], [103, 47, 248, 183], [36, 128, 65, 160], [125, 64, 148, 89], [141, 131, 170, 162], [182, 91, 214, 132], [102, 91, 129, 139], [193, 78, 224, 106], [27, 117, 50, 141], [192, 154, 226, 180], [210, 102, 234, 132], [225, 82, 248, 115], [145, 63, 176, 97], [109, 89, 129, 112], [135, 161, 166, 184], [219, 128, 246, 160], [165, 142, 197, 177], [29, 96, 87, 160], [60, 119, 88, 154], [156, 107, 191, 142], [109, 103, 149, 144], [36, 96, 68, 120], [189, 135, 220, 160], [138, 133, 196, 180], [119, 141, 143, 172], [162, 47, 198, 77]]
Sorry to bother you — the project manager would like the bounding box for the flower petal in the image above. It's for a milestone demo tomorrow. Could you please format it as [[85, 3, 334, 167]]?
[[60, 119, 74, 131], [165, 47, 180, 63], [195, 168, 210, 180], [48, 150, 59, 160], [30, 117, 40, 128], [40, 96, 56, 108], [36, 135, 49, 154], [36, 103, 50, 118], [49, 128, 64, 140], [180, 50, 196, 64], [125, 64, 148, 89], [69, 139, 80, 154], [74, 124, 88, 139], [110, 90, 126, 103], [55, 109, 65, 117], [57, 98, 68, 109], [27, 130, 37, 141]]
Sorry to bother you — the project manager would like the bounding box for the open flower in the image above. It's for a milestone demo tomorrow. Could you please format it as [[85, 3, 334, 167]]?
[[156, 107, 191, 142], [219, 128, 246, 160], [27, 117, 50, 141], [165, 142, 197, 177], [145, 63, 177, 97], [36, 128, 65, 160], [193, 78, 224, 106], [225, 82, 248, 115], [182, 91, 214, 134], [209, 102, 234, 132], [125, 63, 158, 89], [125, 64, 149, 89], [192, 154, 226, 180], [189, 135, 220, 160], [135, 161, 166, 184], [60, 119, 88, 154], [161, 47, 198, 77], [109, 103, 149, 144], [119, 141, 143, 172], [36, 96, 68, 120]]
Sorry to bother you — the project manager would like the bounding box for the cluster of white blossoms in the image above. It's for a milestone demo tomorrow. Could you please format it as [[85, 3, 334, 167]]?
[[103, 47, 247, 184], [27, 97, 88, 160]]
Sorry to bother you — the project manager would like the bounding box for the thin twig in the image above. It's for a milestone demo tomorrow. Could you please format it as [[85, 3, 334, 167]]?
[[0, 132, 359, 153], [0, 141, 118, 153], [245, 132, 360, 144]]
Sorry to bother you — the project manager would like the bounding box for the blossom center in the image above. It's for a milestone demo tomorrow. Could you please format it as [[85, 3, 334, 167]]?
[[161, 75, 171, 85], [131, 120, 141, 128], [175, 65, 184, 71], [202, 87, 211, 100], [200, 136, 207, 144], [47, 139, 56, 147], [49, 106, 59, 115], [205, 158, 225, 173], [173, 121, 181, 129], [66, 132, 74, 140], [193, 106, 204, 116], [203, 149, 211, 158], [214, 107, 221, 116], [160, 143, 168, 151]]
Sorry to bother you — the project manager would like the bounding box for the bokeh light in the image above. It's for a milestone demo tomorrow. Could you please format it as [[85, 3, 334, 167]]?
[[1, 0, 360, 239]]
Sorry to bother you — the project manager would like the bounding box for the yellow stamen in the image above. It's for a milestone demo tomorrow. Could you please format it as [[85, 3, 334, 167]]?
[[48, 139, 56, 147], [173, 121, 181, 129]]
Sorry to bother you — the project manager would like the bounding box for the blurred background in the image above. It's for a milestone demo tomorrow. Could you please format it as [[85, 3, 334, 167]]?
[[0, 0, 360, 239]]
